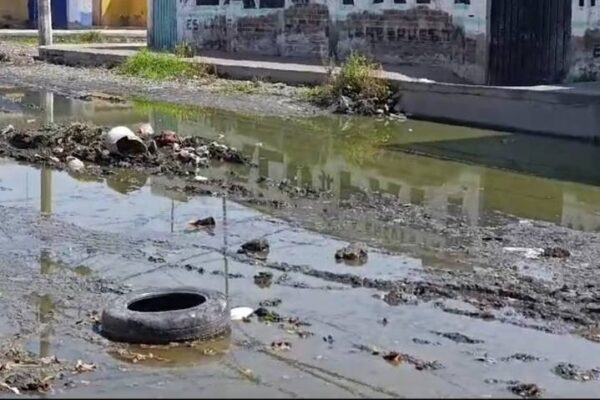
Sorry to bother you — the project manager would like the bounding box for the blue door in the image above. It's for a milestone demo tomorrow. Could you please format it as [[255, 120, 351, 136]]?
[[150, 0, 177, 51], [28, 0, 69, 29]]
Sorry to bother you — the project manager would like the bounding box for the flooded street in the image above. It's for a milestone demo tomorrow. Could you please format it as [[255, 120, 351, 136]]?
[[2, 88, 600, 397]]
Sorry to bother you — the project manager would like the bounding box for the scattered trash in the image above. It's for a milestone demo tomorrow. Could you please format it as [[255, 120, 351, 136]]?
[[542, 247, 570, 258], [230, 307, 254, 321], [553, 362, 600, 381], [253, 307, 282, 323], [380, 317, 388, 326], [508, 382, 543, 398], [155, 130, 179, 147], [323, 335, 334, 344], [189, 217, 216, 228], [194, 175, 209, 182], [0, 125, 14, 136], [383, 351, 404, 366], [66, 156, 85, 172], [114, 349, 170, 364], [136, 123, 154, 138], [259, 298, 282, 307], [0, 382, 20, 395], [503, 247, 544, 259], [103, 126, 147, 155], [73, 360, 96, 374], [335, 242, 368, 265], [238, 239, 270, 260], [270, 341, 292, 352]]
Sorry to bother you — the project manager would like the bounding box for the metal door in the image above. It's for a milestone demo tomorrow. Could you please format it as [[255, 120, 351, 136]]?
[[488, 0, 572, 86], [149, 0, 177, 51]]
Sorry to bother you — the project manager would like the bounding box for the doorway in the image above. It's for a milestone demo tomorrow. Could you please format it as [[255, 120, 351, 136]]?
[[487, 0, 572, 86]]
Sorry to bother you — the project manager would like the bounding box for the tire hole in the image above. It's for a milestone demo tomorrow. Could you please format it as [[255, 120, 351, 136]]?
[[127, 293, 206, 312]]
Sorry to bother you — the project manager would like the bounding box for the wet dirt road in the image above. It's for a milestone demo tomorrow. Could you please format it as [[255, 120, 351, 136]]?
[[2, 89, 600, 397]]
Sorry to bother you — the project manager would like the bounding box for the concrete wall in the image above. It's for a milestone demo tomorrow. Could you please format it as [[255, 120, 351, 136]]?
[[98, 0, 147, 27], [68, 0, 93, 28], [0, 0, 29, 28], [570, 0, 600, 81], [177, 0, 488, 83]]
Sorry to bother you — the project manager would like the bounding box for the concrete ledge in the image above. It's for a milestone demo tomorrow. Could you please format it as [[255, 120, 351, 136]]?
[[0, 29, 147, 38], [37, 43, 600, 140]]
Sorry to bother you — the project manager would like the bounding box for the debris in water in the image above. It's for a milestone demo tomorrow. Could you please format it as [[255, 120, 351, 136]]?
[[136, 123, 154, 137], [383, 351, 404, 366], [412, 338, 441, 346], [553, 362, 600, 381], [335, 242, 368, 265], [508, 383, 543, 398], [259, 298, 282, 307], [253, 307, 282, 323], [114, 348, 170, 364], [323, 335, 334, 344], [431, 331, 484, 344], [542, 247, 570, 258], [254, 272, 273, 288], [238, 239, 270, 260], [194, 175, 209, 182], [0, 125, 14, 136], [104, 126, 147, 155], [72, 361, 96, 374], [500, 353, 542, 362], [270, 341, 292, 352], [189, 217, 216, 228], [231, 307, 254, 321], [66, 156, 85, 172]]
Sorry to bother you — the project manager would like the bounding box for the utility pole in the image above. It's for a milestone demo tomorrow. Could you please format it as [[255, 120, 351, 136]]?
[[38, 0, 52, 46]]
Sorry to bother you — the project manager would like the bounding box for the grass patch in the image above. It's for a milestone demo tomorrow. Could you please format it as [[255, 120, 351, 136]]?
[[302, 52, 393, 114], [217, 80, 262, 95], [118, 49, 208, 81]]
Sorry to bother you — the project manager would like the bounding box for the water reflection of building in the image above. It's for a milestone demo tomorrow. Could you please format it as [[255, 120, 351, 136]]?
[[9, 89, 600, 236], [169, 111, 600, 233]]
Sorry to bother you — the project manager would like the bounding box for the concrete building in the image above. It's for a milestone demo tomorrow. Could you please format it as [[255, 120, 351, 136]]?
[[149, 0, 600, 85]]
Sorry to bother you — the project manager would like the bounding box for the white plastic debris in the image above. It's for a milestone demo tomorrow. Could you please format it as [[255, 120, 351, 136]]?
[[104, 126, 147, 155], [0, 124, 14, 135], [230, 307, 254, 321], [194, 175, 208, 182], [66, 156, 85, 172], [137, 123, 154, 137], [503, 247, 544, 259]]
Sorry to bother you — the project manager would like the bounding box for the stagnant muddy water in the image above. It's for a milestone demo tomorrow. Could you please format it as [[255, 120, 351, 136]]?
[[2, 88, 600, 397]]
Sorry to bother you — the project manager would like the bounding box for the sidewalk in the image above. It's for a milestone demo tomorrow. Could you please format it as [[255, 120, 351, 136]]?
[[0, 29, 146, 39], [36, 43, 600, 141]]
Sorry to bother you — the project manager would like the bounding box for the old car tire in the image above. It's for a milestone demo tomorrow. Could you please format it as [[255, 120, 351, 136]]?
[[101, 287, 230, 344]]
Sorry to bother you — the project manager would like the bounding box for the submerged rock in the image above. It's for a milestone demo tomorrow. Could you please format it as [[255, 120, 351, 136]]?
[[335, 242, 368, 264], [239, 238, 270, 253]]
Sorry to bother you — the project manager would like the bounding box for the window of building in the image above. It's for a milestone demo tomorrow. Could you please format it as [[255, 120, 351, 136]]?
[[260, 0, 285, 8], [197, 0, 220, 5]]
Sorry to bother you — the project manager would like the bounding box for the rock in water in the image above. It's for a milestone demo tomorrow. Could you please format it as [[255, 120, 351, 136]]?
[[335, 243, 368, 264], [240, 239, 270, 253], [66, 156, 85, 172]]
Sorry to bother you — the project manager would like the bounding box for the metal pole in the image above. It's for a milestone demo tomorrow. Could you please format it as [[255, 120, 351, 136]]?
[[38, 0, 53, 46], [222, 196, 229, 299]]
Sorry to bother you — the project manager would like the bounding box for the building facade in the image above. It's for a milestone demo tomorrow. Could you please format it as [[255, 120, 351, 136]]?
[[150, 0, 600, 85]]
